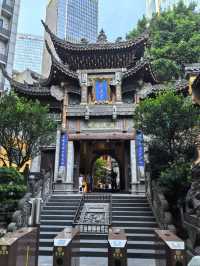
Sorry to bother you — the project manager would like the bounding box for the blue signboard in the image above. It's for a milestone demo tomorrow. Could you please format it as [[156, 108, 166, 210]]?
[[59, 133, 68, 167], [95, 80, 108, 101], [136, 132, 145, 167]]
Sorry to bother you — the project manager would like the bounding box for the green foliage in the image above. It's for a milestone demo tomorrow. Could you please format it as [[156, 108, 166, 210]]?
[[127, 1, 200, 81], [134, 88, 200, 176], [0, 92, 56, 170], [159, 163, 192, 204], [0, 167, 26, 205], [93, 158, 107, 181], [148, 141, 172, 179]]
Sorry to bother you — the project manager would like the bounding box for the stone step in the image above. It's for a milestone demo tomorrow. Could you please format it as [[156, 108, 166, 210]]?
[[40, 220, 73, 226], [112, 221, 157, 228], [50, 195, 81, 199], [43, 206, 77, 211], [39, 232, 157, 242], [112, 216, 155, 222], [112, 210, 153, 216], [39, 238, 161, 250], [46, 202, 79, 208], [112, 198, 148, 202], [40, 225, 157, 234], [49, 199, 80, 202], [124, 227, 157, 234], [112, 195, 146, 198], [42, 209, 76, 215], [52, 191, 80, 195], [112, 207, 151, 211], [40, 225, 68, 232], [112, 202, 150, 207], [41, 215, 74, 220], [39, 246, 164, 259]]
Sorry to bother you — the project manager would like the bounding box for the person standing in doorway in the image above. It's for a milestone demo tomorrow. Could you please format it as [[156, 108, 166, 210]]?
[[111, 171, 117, 192], [79, 174, 84, 193], [88, 174, 93, 192]]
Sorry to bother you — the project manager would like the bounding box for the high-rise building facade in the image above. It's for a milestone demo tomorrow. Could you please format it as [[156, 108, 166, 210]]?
[[14, 34, 43, 73], [0, 0, 21, 93], [42, 0, 98, 77], [146, 0, 199, 18], [161, 0, 199, 10], [146, 0, 156, 19]]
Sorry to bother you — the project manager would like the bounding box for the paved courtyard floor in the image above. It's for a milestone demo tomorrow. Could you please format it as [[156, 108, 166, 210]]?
[[38, 256, 156, 266]]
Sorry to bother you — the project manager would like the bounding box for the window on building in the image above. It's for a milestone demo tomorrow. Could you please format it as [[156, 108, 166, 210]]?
[[0, 19, 3, 29]]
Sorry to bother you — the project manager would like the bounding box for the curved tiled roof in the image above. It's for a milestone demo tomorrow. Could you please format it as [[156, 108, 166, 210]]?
[[42, 20, 148, 70], [123, 59, 158, 84], [0, 66, 51, 96], [40, 40, 79, 86], [42, 20, 148, 52], [138, 80, 189, 99], [0, 42, 80, 97]]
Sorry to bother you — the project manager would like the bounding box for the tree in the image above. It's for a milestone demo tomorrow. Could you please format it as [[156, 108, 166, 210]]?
[[127, 1, 200, 81], [159, 162, 192, 205], [0, 167, 26, 205], [0, 93, 56, 170], [134, 88, 200, 177], [94, 158, 107, 180]]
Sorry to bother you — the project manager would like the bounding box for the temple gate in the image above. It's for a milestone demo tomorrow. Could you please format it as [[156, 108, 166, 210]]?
[[3, 23, 159, 193]]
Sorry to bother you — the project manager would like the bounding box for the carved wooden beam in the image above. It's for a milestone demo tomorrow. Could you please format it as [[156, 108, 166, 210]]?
[[68, 132, 135, 140]]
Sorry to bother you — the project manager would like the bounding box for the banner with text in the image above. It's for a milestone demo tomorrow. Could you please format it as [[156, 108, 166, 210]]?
[[136, 131, 145, 167], [59, 133, 68, 167]]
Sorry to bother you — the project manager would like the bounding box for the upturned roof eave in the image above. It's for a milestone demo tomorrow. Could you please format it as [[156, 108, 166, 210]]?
[[42, 20, 149, 52], [122, 59, 158, 85], [32, 41, 79, 88]]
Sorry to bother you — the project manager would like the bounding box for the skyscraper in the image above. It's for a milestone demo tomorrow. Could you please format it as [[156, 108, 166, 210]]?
[[14, 34, 43, 73], [0, 0, 21, 93], [146, 0, 156, 19], [146, 0, 199, 18], [42, 0, 98, 77]]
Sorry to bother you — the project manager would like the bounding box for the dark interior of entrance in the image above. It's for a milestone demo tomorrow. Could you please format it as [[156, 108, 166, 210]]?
[[74, 140, 130, 192]]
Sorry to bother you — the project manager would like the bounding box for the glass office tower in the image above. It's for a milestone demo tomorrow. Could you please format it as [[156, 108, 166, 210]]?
[[14, 34, 43, 73], [43, 0, 98, 76], [48, 0, 98, 42], [0, 0, 21, 93]]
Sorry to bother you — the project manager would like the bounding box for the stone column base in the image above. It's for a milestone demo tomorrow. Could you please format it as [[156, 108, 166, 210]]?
[[130, 182, 141, 194]]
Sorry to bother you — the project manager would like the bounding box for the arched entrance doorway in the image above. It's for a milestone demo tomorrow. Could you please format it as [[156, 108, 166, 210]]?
[[91, 155, 120, 192], [75, 140, 129, 192]]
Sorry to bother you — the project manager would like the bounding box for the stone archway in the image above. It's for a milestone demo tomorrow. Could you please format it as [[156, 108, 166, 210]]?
[[76, 140, 129, 192], [90, 153, 122, 191]]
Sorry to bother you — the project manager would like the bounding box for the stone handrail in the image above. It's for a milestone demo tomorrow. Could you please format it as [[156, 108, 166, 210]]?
[[7, 170, 53, 231], [145, 171, 176, 231], [181, 163, 200, 257], [7, 192, 32, 231]]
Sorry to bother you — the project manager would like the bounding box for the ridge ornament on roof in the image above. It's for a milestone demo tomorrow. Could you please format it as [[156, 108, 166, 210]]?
[[97, 29, 108, 43]]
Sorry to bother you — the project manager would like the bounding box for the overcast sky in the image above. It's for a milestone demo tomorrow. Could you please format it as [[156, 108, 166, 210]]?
[[18, 0, 146, 41]]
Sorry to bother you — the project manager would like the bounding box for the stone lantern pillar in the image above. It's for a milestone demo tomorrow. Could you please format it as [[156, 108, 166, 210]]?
[[130, 139, 138, 193], [79, 72, 88, 104], [115, 72, 122, 104]]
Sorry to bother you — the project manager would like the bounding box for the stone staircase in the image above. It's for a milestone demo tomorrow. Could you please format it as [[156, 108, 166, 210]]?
[[39, 193, 162, 265], [39, 194, 81, 256]]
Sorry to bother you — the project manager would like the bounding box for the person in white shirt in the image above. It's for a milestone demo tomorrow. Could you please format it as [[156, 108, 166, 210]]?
[[79, 174, 83, 193]]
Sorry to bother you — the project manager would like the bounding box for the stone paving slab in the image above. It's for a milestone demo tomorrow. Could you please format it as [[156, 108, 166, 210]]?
[[38, 256, 156, 266], [38, 256, 53, 266]]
